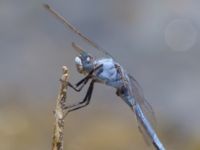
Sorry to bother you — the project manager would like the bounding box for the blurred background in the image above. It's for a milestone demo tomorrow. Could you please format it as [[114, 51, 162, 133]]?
[[0, 0, 200, 149]]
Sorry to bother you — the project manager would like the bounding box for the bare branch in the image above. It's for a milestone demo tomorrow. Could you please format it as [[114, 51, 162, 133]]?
[[52, 66, 69, 150]]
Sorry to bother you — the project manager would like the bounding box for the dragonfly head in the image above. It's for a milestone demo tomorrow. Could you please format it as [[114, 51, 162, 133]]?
[[72, 43, 94, 75], [75, 54, 94, 74]]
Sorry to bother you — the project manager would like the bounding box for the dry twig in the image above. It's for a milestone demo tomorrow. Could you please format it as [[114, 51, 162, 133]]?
[[52, 66, 69, 150]]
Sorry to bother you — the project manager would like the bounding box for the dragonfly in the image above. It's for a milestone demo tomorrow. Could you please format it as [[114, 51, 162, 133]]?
[[44, 4, 166, 150]]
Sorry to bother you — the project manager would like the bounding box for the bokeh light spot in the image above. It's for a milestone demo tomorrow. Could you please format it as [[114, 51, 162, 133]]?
[[165, 19, 197, 51]]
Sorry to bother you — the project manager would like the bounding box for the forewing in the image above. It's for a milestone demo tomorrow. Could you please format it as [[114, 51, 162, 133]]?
[[44, 4, 114, 59]]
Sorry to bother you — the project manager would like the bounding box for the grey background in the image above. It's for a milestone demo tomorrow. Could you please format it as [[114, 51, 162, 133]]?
[[0, 0, 200, 149]]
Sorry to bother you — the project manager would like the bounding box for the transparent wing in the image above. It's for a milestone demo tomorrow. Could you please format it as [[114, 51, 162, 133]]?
[[44, 4, 114, 59], [128, 74, 158, 146], [128, 74, 157, 128]]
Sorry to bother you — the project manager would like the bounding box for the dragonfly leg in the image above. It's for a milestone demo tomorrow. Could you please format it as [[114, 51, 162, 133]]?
[[64, 80, 95, 113], [67, 74, 91, 92], [67, 64, 103, 92], [67, 80, 88, 92], [76, 64, 103, 87]]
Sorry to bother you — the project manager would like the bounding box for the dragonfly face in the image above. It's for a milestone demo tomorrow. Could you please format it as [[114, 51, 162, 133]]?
[[75, 53, 94, 75], [72, 42, 94, 75]]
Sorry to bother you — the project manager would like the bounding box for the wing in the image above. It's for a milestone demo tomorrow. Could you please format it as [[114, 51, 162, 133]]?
[[127, 74, 162, 148], [134, 102, 165, 150], [128, 74, 157, 129], [44, 4, 114, 59]]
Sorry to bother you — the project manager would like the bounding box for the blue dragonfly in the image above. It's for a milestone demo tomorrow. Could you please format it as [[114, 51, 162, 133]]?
[[45, 4, 166, 150]]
